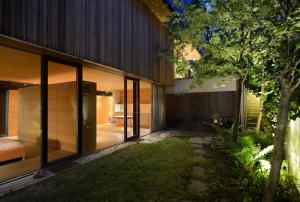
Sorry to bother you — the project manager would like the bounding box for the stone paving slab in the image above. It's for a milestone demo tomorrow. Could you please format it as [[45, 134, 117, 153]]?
[[193, 149, 205, 155], [188, 179, 208, 192], [193, 155, 205, 161], [191, 144, 203, 149], [187, 128, 222, 196], [192, 166, 205, 176]]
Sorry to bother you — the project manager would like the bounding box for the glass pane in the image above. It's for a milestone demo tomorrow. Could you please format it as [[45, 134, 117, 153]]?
[[0, 45, 41, 182], [48, 61, 77, 161], [82, 67, 124, 152], [140, 81, 152, 136], [126, 80, 134, 138]]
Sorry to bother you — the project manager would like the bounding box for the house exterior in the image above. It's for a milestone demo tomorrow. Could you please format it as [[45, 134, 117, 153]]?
[[0, 0, 173, 182]]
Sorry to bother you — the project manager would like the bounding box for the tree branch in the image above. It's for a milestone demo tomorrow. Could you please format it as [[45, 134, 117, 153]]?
[[207, 42, 237, 63], [291, 78, 300, 93]]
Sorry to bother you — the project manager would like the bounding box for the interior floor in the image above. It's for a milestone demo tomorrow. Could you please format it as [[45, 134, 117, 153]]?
[[96, 124, 124, 149], [96, 124, 150, 149], [0, 123, 151, 182], [0, 141, 73, 183]]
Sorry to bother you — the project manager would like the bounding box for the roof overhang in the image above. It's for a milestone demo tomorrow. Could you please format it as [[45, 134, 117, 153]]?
[[141, 0, 171, 22], [142, 0, 201, 60]]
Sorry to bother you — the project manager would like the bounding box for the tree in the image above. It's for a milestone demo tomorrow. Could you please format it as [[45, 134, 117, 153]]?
[[166, 0, 273, 142], [166, 0, 300, 201], [261, 1, 300, 201]]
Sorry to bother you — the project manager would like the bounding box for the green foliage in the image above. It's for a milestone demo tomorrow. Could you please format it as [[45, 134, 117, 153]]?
[[167, 0, 300, 199], [166, 0, 300, 119], [218, 128, 300, 201]]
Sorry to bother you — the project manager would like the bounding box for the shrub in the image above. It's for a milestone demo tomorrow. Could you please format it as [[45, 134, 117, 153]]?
[[218, 128, 300, 201]]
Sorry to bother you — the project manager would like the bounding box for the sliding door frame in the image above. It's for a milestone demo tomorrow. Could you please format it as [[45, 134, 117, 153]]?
[[41, 55, 82, 168], [124, 76, 140, 141]]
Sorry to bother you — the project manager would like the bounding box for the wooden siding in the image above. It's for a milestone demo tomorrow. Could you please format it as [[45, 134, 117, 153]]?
[[166, 92, 236, 128], [0, 0, 173, 86], [152, 85, 166, 131]]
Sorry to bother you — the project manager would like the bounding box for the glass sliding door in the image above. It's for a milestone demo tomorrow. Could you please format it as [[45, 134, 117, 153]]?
[[47, 61, 78, 162], [125, 78, 139, 140], [82, 67, 124, 152], [0, 45, 41, 182], [139, 81, 152, 136]]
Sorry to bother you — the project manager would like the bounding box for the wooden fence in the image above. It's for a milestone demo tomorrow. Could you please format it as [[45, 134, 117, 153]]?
[[166, 92, 237, 128]]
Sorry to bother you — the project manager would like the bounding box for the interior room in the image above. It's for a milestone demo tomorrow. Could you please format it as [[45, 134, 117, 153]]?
[[83, 68, 153, 151], [0, 45, 41, 182], [83, 68, 125, 151], [0, 45, 153, 182], [139, 81, 152, 136], [47, 61, 78, 161], [0, 46, 78, 182]]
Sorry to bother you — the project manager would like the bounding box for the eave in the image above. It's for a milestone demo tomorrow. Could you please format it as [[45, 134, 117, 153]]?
[[141, 0, 171, 22]]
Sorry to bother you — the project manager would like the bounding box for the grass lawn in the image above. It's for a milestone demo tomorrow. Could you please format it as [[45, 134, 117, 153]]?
[[1, 136, 196, 202]]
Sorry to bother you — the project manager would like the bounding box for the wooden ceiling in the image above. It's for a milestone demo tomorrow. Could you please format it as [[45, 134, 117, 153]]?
[[0, 46, 151, 91]]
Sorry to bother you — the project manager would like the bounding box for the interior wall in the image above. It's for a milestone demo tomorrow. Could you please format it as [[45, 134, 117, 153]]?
[[8, 90, 18, 137], [17, 86, 41, 144], [97, 96, 113, 124], [140, 87, 151, 129], [0, 89, 6, 135], [48, 82, 77, 152]]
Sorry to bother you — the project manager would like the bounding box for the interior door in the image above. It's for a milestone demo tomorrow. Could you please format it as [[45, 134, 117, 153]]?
[[125, 78, 139, 140]]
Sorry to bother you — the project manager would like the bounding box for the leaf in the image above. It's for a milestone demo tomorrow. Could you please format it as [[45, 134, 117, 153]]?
[[294, 22, 300, 28], [254, 145, 274, 160], [296, 41, 300, 49]]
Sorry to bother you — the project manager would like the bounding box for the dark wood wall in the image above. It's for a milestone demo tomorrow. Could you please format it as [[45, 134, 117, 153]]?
[[0, 0, 173, 86], [152, 85, 166, 131], [166, 92, 236, 128]]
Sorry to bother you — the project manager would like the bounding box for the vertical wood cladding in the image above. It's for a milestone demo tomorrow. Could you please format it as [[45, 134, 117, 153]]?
[[0, 0, 173, 85], [166, 92, 236, 128]]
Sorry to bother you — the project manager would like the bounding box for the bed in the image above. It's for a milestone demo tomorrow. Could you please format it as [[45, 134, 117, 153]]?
[[0, 138, 25, 163]]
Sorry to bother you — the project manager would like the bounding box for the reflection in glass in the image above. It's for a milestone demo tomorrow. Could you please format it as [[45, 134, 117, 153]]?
[[47, 61, 77, 161], [82, 68, 124, 152], [0, 45, 41, 182], [140, 81, 152, 136], [126, 80, 134, 138]]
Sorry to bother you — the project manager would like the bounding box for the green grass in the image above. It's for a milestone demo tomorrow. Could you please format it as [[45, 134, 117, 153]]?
[[1, 137, 195, 202]]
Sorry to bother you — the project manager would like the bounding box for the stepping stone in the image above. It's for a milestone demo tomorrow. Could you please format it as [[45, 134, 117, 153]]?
[[192, 166, 204, 176], [191, 144, 203, 149], [193, 155, 205, 161], [190, 138, 205, 144], [193, 149, 205, 155], [159, 133, 172, 138], [188, 179, 208, 192]]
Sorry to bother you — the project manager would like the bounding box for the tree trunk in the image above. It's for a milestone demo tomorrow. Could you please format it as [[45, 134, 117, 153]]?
[[262, 89, 291, 202], [233, 79, 242, 142]]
